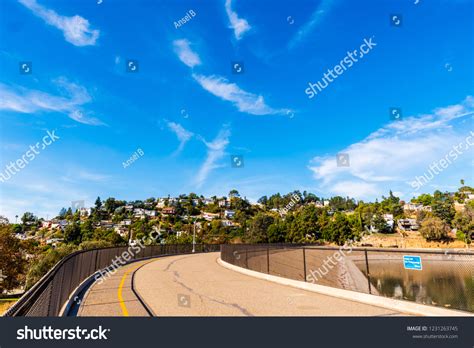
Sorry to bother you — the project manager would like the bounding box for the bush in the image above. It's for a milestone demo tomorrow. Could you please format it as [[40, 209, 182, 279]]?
[[25, 245, 77, 290], [419, 217, 450, 241]]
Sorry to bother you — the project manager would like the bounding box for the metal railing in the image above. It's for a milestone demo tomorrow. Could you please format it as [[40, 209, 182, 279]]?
[[5, 244, 220, 317], [221, 244, 474, 313]]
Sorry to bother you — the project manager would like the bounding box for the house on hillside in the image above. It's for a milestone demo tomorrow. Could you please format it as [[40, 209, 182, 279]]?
[[397, 219, 419, 231], [100, 220, 114, 229], [114, 226, 129, 238], [221, 220, 237, 227], [203, 198, 214, 205], [41, 220, 52, 229], [403, 203, 432, 212], [218, 199, 230, 208], [224, 210, 235, 219], [79, 207, 91, 216], [203, 212, 220, 221], [383, 214, 394, 229], [162, 207, 176, 215]]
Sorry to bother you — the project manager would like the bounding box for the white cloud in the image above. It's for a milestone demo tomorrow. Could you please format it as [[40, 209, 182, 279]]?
[[167, 122, 194, 154], [0, 78, 104, 126], [195, 126, 231, 188], [288, 0, 336, 49], [173, 39, 201, 68], [330, 181, 379, 198], [225, 0, 251, 40], [19, 0, 99, 46], [192, 74, 290, 116], [77, 170, 110, 182], [308, 96, 474, 199]]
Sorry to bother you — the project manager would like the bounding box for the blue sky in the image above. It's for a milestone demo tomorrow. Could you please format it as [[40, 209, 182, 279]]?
[[0, 0, 473, 220]]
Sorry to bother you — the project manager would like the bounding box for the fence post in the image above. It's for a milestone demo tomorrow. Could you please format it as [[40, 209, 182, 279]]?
[[245, 248, 248, 269], [303, 247, 307, 282], [364, 249, 372, 294], [267, 245, 270, 274]]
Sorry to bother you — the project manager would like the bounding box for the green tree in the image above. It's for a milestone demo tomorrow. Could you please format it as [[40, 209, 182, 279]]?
[[412, 193, 433, 206], [0, 225, 26, 292], [21, 212, 37, 225], [371, 213, 392, 233], [432, 200, 455, 225], [95, 196, 102, 210], [80, 220, 94, 241], [64, 223, 82, 244], [453, 206, 474, 244], [323, 213, 355, 245], [25, 244, 77, 289], [267, 221, 287, 243], [246, 213, 274, 243]]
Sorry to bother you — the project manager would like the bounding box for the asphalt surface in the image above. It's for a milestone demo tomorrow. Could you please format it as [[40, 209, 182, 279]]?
[[78, 252, 407, 316]]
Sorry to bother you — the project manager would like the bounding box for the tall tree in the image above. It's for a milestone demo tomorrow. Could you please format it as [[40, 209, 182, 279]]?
[[0, 225, 26, 292]]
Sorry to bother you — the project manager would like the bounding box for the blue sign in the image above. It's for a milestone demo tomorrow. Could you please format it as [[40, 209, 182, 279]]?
[[403, 255, 422, 270]]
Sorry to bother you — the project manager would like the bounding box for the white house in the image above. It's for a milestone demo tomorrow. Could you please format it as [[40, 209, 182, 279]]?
[[224, 210, 235, 219], [145, 209, 156, 217], [203, 198, 214, 205], [218, 199, 230, 208], [403, 203, 432, 212], [203, 212, 220, 221], [221, 220, 237, 227], [383, 214, 394, 229], [79, 207, 91, 216]]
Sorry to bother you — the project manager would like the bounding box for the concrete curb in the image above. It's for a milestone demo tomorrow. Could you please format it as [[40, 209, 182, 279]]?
[[218, 258, 472, 317]]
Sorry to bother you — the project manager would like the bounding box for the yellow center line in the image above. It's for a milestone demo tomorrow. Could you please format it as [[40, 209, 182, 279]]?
[[117, 260, 155, 316]]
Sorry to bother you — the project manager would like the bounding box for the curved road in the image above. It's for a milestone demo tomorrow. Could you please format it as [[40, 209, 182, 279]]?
[[78, 252, 406, 316]]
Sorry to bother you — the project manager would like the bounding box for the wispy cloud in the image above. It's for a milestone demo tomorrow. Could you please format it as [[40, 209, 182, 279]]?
[[77, 170, 110, 182], [308, 96, 474, 199], [192, 74, 290, 116], [167, 121, 194, 154], [288, 0, 336, 49], [172, 39, 201, 68], [0, 78, 104, 126], [61, 169, 110, 183], [19, 0, 99, 46], [224, 0, 251, 40], [195, 126, 231, 188]]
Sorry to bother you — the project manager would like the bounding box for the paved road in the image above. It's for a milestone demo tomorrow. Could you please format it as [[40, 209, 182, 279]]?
[[79, 252, 407, 316], [78, 259, 152, 316]]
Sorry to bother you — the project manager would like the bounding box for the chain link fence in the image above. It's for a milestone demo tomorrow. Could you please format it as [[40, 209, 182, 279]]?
[[5, 244, 220, 317], [221, 244, 474, 313]]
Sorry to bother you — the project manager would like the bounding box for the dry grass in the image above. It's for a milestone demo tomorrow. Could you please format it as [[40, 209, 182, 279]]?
[[0, 299, 18, 315], [356, 232, 469, 249]]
